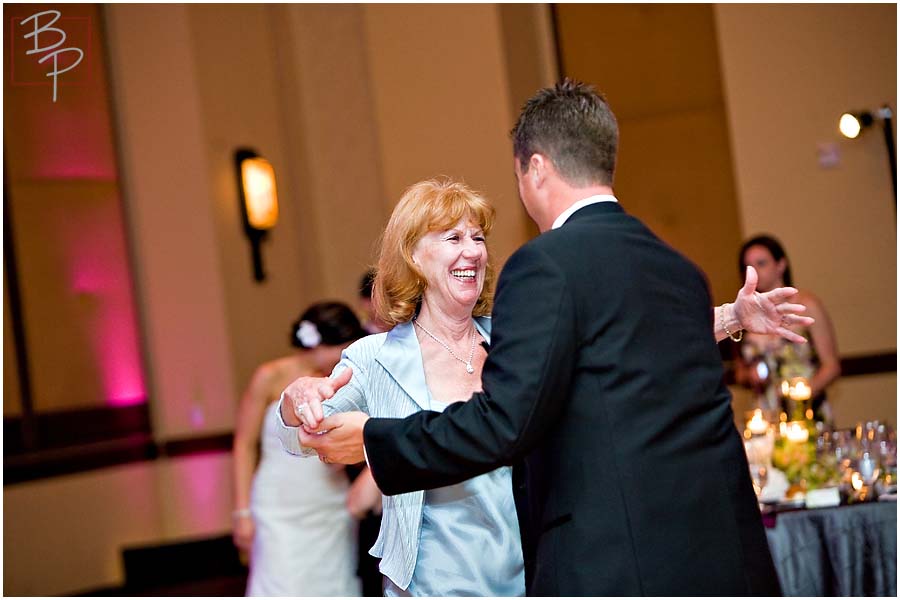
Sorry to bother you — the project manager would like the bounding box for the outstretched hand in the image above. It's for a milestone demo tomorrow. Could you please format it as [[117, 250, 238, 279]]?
[[280, 367, 354, 430], [733, 266, 815, 344]]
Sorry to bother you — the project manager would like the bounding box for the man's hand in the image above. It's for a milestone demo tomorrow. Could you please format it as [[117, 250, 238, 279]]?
[[298, 412, 369, 465], [280, 368, 354, 429], [733, 266, 815, 343]]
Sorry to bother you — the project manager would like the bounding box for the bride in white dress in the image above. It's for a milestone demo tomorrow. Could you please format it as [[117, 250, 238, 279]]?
[[232, 302, 376, 596]]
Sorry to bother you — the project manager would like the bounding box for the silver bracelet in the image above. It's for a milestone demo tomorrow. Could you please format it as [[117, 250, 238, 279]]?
[[232, 508, 252, 519], [721, 303, 743, 342]]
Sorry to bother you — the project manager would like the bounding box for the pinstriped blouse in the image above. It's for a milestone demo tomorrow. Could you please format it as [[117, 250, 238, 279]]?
[[276, 317, 524, 594]]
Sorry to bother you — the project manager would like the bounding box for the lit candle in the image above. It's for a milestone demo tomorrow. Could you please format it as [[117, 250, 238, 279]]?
[[747, 409, 769, 436], [789, 379, 812, 401], [785, 421, 810, 443]]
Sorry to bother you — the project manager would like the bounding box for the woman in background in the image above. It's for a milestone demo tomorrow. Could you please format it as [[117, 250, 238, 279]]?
[[735, 234, 841, 422], [232, 301, 376, 596]]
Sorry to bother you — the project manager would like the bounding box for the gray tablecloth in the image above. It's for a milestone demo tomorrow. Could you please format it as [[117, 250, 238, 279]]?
[[765, 501, 897, 596]]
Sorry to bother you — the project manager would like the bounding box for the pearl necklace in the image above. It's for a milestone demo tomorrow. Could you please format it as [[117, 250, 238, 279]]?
[[413, 317, 478, 374]]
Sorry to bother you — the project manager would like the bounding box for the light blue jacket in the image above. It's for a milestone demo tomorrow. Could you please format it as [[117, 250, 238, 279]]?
[[277, 317, 492, 590]]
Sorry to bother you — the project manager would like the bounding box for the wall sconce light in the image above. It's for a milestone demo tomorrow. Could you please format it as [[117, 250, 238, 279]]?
[[838, 105, 896, 208], [235, 148, 278, 281]]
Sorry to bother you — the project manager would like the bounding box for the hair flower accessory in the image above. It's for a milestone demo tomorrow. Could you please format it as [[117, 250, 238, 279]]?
[[296, 320, 322, 348]]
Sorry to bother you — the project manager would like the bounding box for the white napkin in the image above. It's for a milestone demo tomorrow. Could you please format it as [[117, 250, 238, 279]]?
[[759, 467, 789, 503], [805, 487, 840, 508]]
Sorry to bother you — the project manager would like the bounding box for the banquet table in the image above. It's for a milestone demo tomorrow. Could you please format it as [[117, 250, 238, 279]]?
[[764, 500, 897, 596]]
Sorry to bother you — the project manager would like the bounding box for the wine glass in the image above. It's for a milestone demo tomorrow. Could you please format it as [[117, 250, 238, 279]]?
[[851, 450, 881, 502], [850, 437, 882, 502], [832, 429, 857, 494], [832, 429, 857, 471], [816, 426, 833, 457], [856, 451, 882, 486], [877, 424, 897, 493], [749, 463, 769, 498]]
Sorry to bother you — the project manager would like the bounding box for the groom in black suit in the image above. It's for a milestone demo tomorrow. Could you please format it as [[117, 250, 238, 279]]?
[[297, 80, 783, 595]]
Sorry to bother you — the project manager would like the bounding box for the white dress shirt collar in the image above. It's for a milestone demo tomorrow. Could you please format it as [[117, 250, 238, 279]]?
[[551, 194, 618, 230]]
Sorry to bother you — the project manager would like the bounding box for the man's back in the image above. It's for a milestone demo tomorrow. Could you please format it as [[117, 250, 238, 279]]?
[[506, 202, 778, 595]]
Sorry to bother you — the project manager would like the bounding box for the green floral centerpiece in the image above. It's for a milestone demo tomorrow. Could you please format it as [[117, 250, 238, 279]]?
[[772, 422, 840, 492]]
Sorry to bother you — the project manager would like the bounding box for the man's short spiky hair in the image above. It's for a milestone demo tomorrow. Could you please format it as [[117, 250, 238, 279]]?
[[511, 79, 618, 187]]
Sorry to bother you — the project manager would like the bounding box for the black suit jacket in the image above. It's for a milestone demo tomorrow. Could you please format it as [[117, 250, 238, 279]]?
[[364, 202, 780, 596]]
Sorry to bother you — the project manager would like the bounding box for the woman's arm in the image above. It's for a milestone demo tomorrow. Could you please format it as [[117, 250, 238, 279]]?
[[803, 292, 841, 398], [714, 303, 743, 344], [231, 364, 275, 551]]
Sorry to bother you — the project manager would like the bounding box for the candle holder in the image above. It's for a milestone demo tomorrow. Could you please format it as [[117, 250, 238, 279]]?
[[745, 408, 771, 437], [781, 376, 813, 422], [744, 409, 776, 499], [784, 421, 811, 444]]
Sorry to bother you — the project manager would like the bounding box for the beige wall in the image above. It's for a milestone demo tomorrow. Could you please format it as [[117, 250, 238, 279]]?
[[499, 4, 559, 120], [555, 4, 745, 304], [362, 3, 534, 266], [269, 4, 389, 299], [716, 4, 897, 426], [3, 453, 233, 596], [105, 4, 238, 438]]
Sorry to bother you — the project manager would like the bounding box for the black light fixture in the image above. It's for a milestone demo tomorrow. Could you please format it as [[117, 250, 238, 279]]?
[[839, 105, 896, 207], [235, 148, 279, 281]]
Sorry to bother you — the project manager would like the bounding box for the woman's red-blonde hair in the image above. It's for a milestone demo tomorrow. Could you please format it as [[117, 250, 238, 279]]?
[[372, 178, 496, 327]]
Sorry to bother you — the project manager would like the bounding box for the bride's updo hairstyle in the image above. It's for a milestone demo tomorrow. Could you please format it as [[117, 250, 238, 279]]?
[[373, 178, 496, 327], [290, 301, 366, 349]]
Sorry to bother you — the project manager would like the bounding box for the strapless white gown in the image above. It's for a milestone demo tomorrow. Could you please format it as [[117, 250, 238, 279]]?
[[247, 402, 361, 596]]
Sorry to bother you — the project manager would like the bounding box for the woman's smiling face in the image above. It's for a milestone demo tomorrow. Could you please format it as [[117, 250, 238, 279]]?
[[412, 218, 488, 313]]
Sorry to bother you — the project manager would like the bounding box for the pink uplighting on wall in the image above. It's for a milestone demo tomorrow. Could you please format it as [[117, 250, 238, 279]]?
[[25, 106, 117, 180], [8, 3, 147, 412], [173, 454, 230, 533], [8, 10, 116, 181], [65, 194, 147, 407], [98, 309, 147, 407]]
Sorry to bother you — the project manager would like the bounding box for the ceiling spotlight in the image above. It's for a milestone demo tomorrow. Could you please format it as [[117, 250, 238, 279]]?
[[838, 112, 873, 139], [838, 105, 896, 207]]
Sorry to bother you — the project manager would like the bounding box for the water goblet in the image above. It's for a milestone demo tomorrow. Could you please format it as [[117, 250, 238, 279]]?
[[849, 450, 882, 502], [749, 463, 769, 498]]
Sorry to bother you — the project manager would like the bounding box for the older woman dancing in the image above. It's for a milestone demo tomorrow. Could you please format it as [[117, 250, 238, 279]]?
[[277, 178, 524, 596]]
